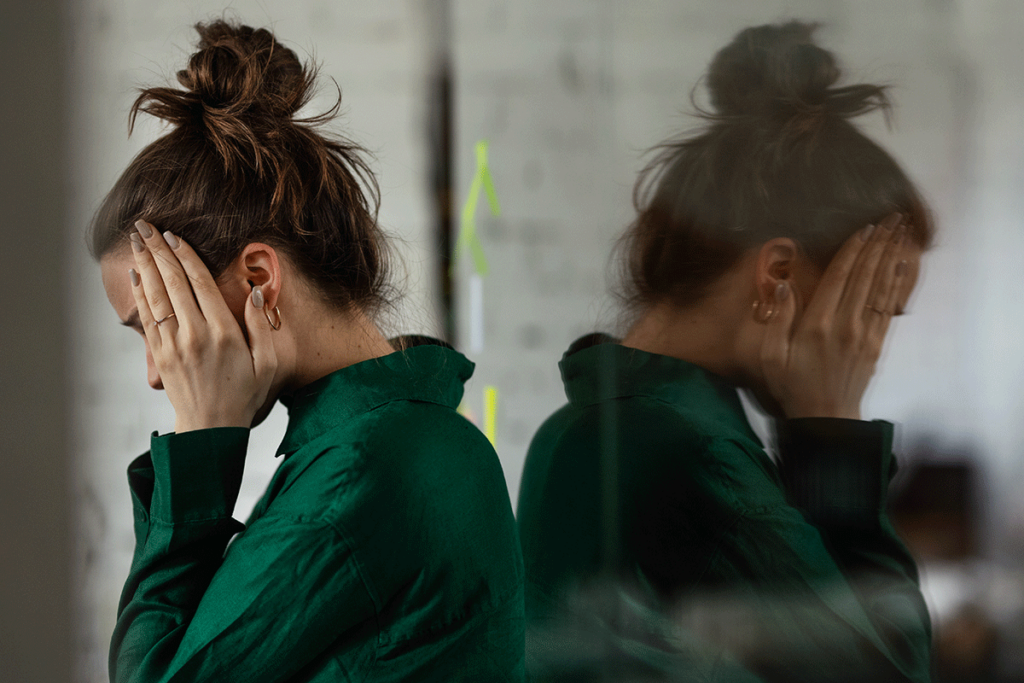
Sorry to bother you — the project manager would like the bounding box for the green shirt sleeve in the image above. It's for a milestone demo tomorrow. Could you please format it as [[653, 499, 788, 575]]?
[[651, 418, 932, 683], [109, 429, 377, 683], [771, 418, 932, 682], [624, 416, 930, 683]]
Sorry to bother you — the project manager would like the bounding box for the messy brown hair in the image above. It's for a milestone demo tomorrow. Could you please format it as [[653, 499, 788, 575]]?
[[618, 21, 933, 311], [89, 20, 392, 313]]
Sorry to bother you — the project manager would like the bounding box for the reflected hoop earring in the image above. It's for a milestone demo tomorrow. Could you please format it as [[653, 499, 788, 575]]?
[[265, 306, 282, 331], [752, 299, 775, 323]]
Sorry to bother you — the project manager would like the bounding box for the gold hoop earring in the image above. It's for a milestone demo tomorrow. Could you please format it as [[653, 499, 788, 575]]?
[[265, 306, 282, 331]]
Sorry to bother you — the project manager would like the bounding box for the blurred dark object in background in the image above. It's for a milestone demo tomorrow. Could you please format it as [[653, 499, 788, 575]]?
[[891, 459, 979, 561], [890, 445, 1006, 683]]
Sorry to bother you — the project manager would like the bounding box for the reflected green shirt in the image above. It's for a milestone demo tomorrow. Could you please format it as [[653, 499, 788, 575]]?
[[518, 335, 931, 683], [111, 342, 525, 682]]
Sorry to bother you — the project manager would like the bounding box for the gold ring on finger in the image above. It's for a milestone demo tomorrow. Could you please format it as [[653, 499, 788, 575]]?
[[153, 312, 177, 326]]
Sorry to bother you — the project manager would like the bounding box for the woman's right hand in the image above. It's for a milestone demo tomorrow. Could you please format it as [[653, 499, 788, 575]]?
[[129, 221, 278, 434], [760, 213, 911, 420]]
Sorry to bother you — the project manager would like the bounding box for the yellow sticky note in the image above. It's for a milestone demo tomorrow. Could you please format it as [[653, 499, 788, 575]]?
[[483, 385, 498, 447]]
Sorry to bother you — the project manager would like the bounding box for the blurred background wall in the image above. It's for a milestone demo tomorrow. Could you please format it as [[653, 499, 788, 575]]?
[[62, 0, 1024, 681]]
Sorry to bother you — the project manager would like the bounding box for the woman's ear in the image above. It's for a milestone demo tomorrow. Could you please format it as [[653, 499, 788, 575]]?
[[240, 243, 282, 308], [219, 243, 283, 314], [754, 238, 799, 302]]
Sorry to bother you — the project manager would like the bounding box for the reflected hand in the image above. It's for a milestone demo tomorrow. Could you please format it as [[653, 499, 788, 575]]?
[[128, 220, 278, 433], [760, 213, 910, 420]]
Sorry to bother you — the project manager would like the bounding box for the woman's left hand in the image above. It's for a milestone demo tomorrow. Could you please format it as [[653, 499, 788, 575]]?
[[128, 220, 278, 433], [760, 213, 910, 420]]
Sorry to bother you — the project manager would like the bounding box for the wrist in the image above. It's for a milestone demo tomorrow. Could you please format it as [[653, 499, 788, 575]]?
[[175, 414, 252, 434], [783, 402, 861, 420]]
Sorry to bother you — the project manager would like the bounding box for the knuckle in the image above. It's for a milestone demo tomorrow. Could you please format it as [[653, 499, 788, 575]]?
[[164, 272, 189, 295], [212, 333, 235, 353], [179, 329, 203, 354], [188, 275, 210, 296], [809, 322, 830, 341], [148, 291, 168, 311]]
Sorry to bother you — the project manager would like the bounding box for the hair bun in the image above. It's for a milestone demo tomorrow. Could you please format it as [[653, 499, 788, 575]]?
[[707, 21, 887, 122], [131, 20, 315, 137], [181, 21, 307, 118]]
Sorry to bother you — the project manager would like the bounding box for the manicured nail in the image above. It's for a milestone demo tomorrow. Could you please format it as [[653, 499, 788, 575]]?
[[883, 213, 902, 231], [896, 260, 908, 277], [129, 269, 140, 287], [860, 224, 875, 241], [251, 285, 265, 309], [130, 232, 144, 252], [775, 281, 789, 301], [163, 231, 179, 249], [135, 219, 153, 238]]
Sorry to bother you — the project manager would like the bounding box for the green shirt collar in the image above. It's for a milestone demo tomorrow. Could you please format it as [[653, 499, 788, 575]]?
[[559, 333, 762, 446], [276, 341, 474, 456]]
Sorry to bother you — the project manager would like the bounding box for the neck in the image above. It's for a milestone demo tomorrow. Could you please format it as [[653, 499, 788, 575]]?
[[276, 302, 395, 393], [621, 295, 747, 383]]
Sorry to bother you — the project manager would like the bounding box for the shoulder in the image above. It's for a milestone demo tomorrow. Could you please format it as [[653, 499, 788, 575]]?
[[318, 399, 512, 526], [527, 395, 731, 471], [521, 395, 776, 513], [361, 399, 498, 479]]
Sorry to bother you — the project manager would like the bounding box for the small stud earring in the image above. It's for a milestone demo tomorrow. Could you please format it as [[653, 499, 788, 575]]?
[[752, 299, 775, 323]]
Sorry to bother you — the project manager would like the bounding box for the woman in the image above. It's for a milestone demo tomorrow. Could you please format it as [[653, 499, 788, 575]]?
[[93, 21, 524, 682], [517, 22, 933, 683]]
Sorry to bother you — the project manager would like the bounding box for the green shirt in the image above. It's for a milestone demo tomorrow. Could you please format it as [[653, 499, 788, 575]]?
[[517, 335, 931, 682], [111, 341, 525, 682]]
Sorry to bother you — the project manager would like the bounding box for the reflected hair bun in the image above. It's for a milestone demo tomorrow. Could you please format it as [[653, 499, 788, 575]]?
[[707, 21, 888, 124]]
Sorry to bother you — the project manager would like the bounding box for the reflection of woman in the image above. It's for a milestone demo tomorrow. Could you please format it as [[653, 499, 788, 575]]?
[[518, 22, 932, 682], [93, 22, 523, 682]]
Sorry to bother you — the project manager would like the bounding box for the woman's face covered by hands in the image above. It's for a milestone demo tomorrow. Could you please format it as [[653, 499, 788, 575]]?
[[751, 213, 923, 420]]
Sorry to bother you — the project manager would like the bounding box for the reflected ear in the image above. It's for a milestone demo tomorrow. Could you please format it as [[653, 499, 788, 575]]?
[[223, 243, 283, 310], [754, 238, 799, 302]]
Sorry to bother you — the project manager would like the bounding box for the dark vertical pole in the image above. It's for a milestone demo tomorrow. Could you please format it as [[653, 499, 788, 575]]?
[[428, 0, 456, 343], [0, 0, 72, 681]]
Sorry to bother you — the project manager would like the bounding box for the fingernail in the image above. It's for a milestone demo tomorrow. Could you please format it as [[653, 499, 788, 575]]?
[[130, 232, 144, 252], [135, 220, 153, 238], [163, 231, 179, 249], [860, 224, 875, 241], [775, 281, 789, 301], [896, 260, 908, 277], [129, 269, 140, 287], [251, 285, 265, 309]]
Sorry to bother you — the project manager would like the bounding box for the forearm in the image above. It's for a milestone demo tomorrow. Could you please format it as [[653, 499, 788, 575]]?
[[775, 418, 931, 681], [111, 428, 248, 683]]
